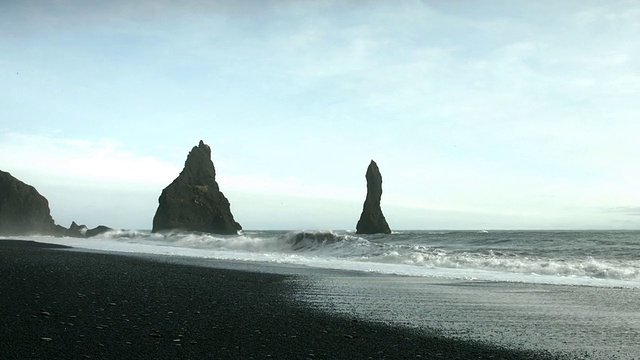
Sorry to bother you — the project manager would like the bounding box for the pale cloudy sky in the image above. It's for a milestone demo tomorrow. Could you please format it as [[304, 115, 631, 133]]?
[[2, 0, 640, 230]]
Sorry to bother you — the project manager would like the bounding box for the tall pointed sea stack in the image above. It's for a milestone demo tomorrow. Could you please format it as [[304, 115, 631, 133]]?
[[152, 140, 241, 235], [356, 160, 391, 234], [0, 170, 56, 235]]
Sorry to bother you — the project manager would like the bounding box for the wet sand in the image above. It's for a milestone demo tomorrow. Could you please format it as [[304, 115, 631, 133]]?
[[0, 240, 564, 359], [295, 272, 640, 359]]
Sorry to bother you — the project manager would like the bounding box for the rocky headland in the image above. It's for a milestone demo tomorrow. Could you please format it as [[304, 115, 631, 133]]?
[[152, 140, 241, 235], [0, 170, 57, 235], [0, 170, 112, 237], [356, 160, 391, 234]]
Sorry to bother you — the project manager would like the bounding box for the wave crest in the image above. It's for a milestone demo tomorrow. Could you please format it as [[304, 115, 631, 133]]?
[[365, 248, 640, 281], [69, 230, 640, 283], [282, 231, 351, 251]]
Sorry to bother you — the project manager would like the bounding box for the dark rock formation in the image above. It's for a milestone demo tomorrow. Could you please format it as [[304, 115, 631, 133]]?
[[0, 170, 113, 237], [152, 140, 241, 235], [356, 160, 391, 234], [0, 170, 56, 235], [85, 225, 112, 238], [56, 221, 112, 238], [52, 224, 69, 236], [65, 221, 88, 238]]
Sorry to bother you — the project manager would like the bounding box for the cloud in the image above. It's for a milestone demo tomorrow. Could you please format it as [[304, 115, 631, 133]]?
[[0, 131, 186, 229], [603, 207, 640, 216], [0, 131, 179, 187]]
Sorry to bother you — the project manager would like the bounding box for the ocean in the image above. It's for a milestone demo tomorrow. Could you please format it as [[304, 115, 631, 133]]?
[[14, 229, 640, 287], [5, 230, 640, 358]]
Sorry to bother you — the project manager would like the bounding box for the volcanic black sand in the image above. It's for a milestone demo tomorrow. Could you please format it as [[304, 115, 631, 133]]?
[[0, 240, 566, 359]]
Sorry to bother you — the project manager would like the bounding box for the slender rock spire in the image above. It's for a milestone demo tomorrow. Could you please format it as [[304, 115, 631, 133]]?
[[356, 160, 391, 234]]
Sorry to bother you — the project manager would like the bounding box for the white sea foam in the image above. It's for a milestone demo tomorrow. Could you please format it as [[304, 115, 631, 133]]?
[[4, 230, 640, 288]]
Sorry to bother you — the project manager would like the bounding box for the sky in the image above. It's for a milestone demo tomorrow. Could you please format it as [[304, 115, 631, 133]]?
[[1, 0, 640, 230]]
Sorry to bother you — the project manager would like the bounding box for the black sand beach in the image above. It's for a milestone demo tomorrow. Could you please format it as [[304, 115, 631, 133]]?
[[0, 240, 564, 359]]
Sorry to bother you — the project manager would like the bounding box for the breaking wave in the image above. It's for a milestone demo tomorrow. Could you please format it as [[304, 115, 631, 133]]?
[[9, 230, 640, 286], [365, 247, 640, 281]]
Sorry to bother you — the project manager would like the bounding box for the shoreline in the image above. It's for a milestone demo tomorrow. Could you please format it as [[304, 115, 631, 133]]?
[[1, 240, 565, 359]]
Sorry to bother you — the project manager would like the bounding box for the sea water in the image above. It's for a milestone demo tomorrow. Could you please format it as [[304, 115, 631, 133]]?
[[11, 230, 640, 287], [4, 230, 640, 358]]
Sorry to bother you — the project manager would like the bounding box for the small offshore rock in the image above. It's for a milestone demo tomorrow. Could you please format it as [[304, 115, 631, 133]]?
[[85, 225, 112, 237], [64, 221, 88, 237], [56, 222, 114, 238]]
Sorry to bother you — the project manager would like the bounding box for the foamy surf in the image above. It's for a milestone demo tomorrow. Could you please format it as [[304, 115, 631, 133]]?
[[4, 230, 640, 288]]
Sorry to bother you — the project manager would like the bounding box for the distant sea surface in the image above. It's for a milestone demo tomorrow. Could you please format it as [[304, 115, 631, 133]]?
[[4, 230, 640, 358]]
